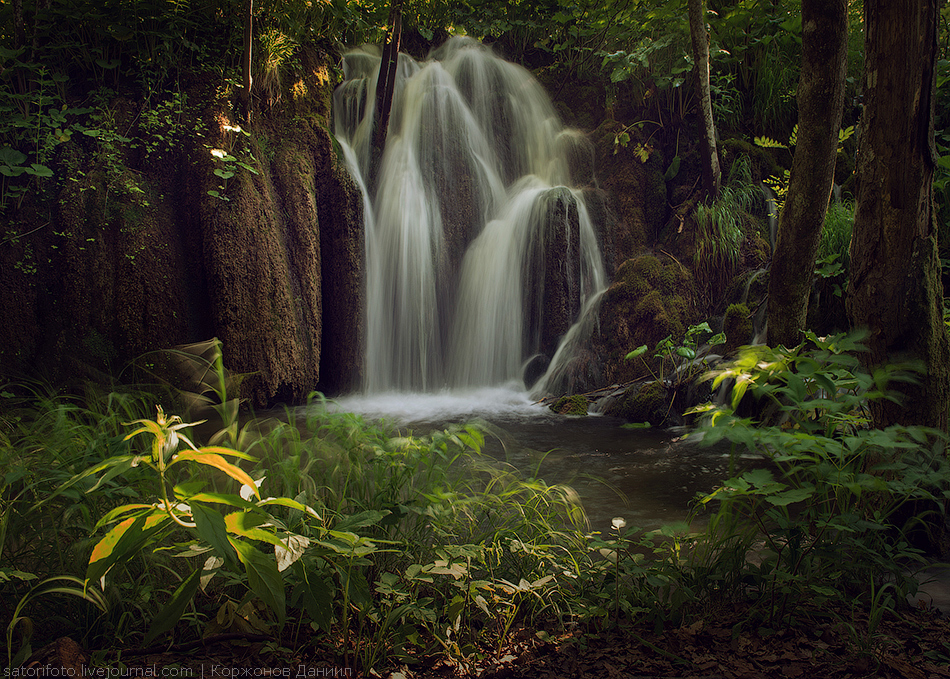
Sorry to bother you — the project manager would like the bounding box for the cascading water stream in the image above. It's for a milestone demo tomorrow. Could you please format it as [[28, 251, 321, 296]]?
[[333, 37, 606, 399], [327, 38, 747, 537]]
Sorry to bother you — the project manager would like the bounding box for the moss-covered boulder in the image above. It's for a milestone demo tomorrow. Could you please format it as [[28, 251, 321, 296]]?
[[602, 380, 668, 426], [590, 253, 696, 387], [723, 303, 753, 354], [550, 394, 589, 416]]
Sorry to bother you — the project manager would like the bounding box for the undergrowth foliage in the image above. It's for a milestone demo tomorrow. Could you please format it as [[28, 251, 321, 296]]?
[[2, 333, 948, 672], [689, 331, 950, 629]]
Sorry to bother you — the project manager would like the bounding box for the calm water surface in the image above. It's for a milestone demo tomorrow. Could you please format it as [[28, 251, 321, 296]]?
[[329, 387, 753, 534]]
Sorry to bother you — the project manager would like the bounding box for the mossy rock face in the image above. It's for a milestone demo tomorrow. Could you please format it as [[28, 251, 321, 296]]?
[[723, 303, 753, 353], [591, 253, 696, 387], [720, 137, 784, 180], [603, 380, 668, 426], [590, 120, 670, 271], [550, 394, 589, 416], [0, 48, 365, 405]]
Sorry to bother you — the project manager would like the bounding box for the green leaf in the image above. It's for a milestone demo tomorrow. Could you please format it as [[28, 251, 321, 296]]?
[[334, 510, 387, 533], [94, 503, 153, 529], [42, 455, 140, 508], [676, 346, 696, 360], [224, 511, 286, 548], [664, 155, 680, 181], [290, 563, 334, 631], [742, 468, 775, 488], [230, 538, 285, 625], [26, 164, 53, 177], [256, 496, 321, 519], [143, 567, 201, 645], [171, 449, 257, 494], [87, 513, 169, 585], [754, 135, 786, 149], [0, 147, 26, 165], [625, 345, 648, 361], [187, 492, 255, 509], [192, 503, 237, 565], [765, 487, 814, 506], [731, 376, 751, 410]]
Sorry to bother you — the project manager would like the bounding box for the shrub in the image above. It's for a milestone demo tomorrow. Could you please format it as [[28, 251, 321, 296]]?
[[688, 331, 950, 627]]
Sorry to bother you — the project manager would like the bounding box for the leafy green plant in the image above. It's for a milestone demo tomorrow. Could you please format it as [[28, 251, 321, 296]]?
[[689, 331, 949, 627], [206, 124, 259, 201], [625, 321, 726, 388], [57, 405, 326, 645], [754, 125, 854, 219], [6, 576, 110, 667]]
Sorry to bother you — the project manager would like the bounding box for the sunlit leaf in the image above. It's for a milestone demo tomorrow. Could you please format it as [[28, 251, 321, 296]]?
[[171, 450, 257, 494]]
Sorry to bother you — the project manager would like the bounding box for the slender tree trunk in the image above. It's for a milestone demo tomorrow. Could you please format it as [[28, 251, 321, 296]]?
[[12, 0, 25, 49], [240, 0, 253, 123], [373, 0, 404, 155], [688, 0, 720, 202], [847, 0, 950, 431], [766, 0, 848, 348]]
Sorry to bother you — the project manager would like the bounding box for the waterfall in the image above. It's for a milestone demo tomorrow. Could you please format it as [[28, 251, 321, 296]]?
[[334, 37, 606, 396]]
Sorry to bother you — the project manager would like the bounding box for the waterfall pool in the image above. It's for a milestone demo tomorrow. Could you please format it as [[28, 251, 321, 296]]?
[[329, 387, 753, 535]]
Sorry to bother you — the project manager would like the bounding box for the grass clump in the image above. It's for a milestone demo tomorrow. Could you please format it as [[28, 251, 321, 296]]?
[[693, 156, 759, 305]]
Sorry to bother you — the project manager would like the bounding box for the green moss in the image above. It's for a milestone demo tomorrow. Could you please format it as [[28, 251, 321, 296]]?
[[720, 138, 784, 179], [596, 252, 697, 385], [550, 394, 589, 416], [604, 380, 669, 426], [723, 303, 753, 353]]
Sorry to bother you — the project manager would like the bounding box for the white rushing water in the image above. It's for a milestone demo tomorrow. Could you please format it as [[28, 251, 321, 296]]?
[[334, 37, 606, 400]]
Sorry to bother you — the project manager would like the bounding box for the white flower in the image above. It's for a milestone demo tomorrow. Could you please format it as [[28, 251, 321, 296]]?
[[210, 148, 227, 159], [223, 124, 243, 134], [611, 517, 627, 531], [240, 476, 265, 501]]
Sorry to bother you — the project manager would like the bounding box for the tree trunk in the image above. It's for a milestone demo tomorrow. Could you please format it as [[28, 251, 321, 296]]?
[[240, 0, 253, 124], [12, 0, 25, 49], [766, 0, 848, 348], [847, 0, 950, 431], [373, 0, 404, 155], [688, 0, 720, 202]]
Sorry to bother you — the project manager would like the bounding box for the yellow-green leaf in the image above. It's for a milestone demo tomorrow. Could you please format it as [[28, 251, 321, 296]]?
[[224, 511, 286, 548], [87, 513, 168, 585], [171, 450, 257, 495]]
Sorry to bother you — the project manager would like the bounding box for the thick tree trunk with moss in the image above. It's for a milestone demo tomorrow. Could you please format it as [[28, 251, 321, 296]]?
[[847, 0, 950, 431], [687, 0, 720, 202], [766, 0, 848, 348]]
